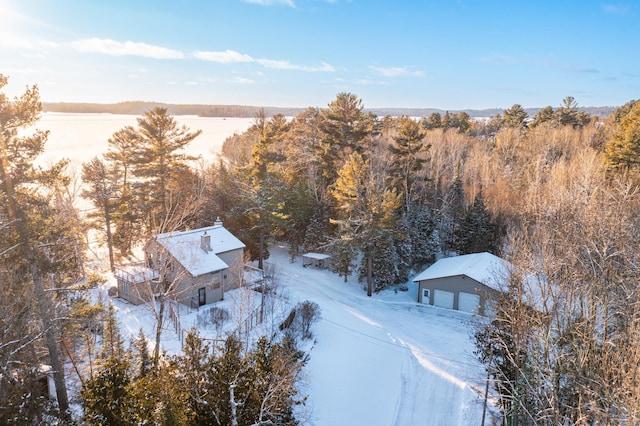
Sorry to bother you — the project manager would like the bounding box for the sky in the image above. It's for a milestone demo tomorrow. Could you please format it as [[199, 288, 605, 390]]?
[[104, 244, 491, 425], [1, 0, 638, 110]]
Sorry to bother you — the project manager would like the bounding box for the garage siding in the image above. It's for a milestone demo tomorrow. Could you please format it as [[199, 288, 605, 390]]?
[[417, 275, 499, 316]]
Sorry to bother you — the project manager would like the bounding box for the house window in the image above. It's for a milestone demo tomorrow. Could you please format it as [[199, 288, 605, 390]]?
[[422, 288, 430, 301], [121, 281, 129, 294]]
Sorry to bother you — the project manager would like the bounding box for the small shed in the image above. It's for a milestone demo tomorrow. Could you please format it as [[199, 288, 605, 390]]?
[[302, 252, 331, 269], [413, 252, 510, 316]]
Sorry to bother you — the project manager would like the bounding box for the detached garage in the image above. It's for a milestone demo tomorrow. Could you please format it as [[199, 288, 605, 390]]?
[[413, 252, 510, 316]]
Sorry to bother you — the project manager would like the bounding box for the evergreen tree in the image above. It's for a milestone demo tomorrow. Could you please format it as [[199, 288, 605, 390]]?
[[421, 112, 442, 130], [388, 116, 429, 214], [408, 205, 438, 268], [0, 73, 73, 416], [605, 101, 640, 171], [180, 330, 218, 424], [129, 363, 193, 426], [331, 152, 402, 294], [103, 126, 143, 256], [245, 336, 305, 425], [82, 305, 133, 425], [358, 233, 400, 290], [130, 107, 202, 232], [530, 105, 555, 128], [393, 217, 413, 283], [440, 173, 466, 254], [455, 191, 498, 254], [316, 92, 376, 186], [131, 328, 152, 379], [210, 335, 248, 426], [81, 157, 118, 271], [502, 104, 528, 130], [242, 111, 290, 269]]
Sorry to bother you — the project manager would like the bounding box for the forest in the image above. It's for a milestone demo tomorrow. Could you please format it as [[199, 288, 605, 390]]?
[[2, 70, 640, 424]]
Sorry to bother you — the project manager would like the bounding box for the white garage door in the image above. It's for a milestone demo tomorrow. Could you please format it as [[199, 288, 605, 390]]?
[[458, 292, 480, 314], [433, 290, 454, 309]]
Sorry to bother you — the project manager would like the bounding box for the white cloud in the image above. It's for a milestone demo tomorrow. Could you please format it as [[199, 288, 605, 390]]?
[[227, 76, 256, 84], [257, 59, 335, 72], [193, 49, 253, 63], [194, 49, 335, 72], [71, 38, 184, 59], [369, 65, 425, 77]]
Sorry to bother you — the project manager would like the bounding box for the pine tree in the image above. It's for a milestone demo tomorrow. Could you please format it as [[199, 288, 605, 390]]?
[[502, 104, 529, 130], [241, 112, 290, 269], [130, 107, 202, 231], [82, 305, 133, 425], [316, 92, 376, 188], [331, 152, 402, 294], [81, 157, 118, 271], [605, 101, 640, 171], [388, 116, 429, 214]]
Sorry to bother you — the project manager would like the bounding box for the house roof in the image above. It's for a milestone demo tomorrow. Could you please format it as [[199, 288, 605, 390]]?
[[412, 252, 510, 291], [152, 225, 245, 277]]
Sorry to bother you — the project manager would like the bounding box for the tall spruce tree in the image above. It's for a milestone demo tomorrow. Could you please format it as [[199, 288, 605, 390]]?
[[455, 191, 498, 254]]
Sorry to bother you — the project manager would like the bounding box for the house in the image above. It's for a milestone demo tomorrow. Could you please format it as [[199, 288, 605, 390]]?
[[116, 221, 246, 308], [412, 252, 510, 316]]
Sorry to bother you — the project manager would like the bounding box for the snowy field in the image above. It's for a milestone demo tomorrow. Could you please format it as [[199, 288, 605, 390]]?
[[101, 244, 495, 426]]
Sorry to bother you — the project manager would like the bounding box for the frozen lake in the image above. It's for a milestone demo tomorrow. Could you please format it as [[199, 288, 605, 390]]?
[[32, 112, 255, 168]]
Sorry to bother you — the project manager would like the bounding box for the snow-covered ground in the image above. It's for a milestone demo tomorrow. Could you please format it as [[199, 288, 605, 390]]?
[[100, 243, 496, 426]]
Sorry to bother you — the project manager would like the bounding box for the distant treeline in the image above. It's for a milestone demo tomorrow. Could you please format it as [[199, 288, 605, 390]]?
[[42, 101, 616, 118]]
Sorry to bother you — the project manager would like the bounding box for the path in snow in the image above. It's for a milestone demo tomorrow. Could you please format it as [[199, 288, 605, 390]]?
[[267, 245, 489, 426]]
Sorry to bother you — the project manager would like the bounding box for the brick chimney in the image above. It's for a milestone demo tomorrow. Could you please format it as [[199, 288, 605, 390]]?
[[200, 231, 212, 252], [214, 216, 223, 227]]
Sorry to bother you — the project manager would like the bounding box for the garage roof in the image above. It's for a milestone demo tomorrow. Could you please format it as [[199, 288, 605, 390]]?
[[412, 252, 510, 291]]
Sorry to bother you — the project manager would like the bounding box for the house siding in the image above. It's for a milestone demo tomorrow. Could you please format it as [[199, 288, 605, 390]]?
[[218, 249, 245, 291]]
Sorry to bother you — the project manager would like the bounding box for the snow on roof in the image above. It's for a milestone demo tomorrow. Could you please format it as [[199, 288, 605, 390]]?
[[153, 225, 245, 277], [303, 252, 331, 260], [412, 252, 510, 291]]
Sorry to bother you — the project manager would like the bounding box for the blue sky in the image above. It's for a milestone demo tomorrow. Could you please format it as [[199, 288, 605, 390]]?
[[1, 0, 638, 109]]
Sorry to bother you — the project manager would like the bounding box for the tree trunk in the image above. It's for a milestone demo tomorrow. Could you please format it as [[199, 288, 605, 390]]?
[[153, 296, 165, 367], [367, 254, 373, 297], [104, 204, 115, 272]]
